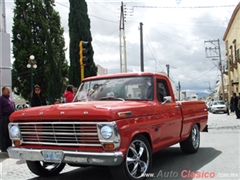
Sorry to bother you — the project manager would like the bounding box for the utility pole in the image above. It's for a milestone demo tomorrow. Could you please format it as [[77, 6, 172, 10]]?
[[0, 0, 6, 32], [166, 64, 170, 77], [217, 39, 225, 101], [178, 81, 181, 101], [204, 39, 225, 101], [225, 40, 232, 102], [140, 22, 144, 72], [0, 0, 12, 95], [207, 81, 212, 94], [119, 1, 127, 73], [205, 81, 212, 98]]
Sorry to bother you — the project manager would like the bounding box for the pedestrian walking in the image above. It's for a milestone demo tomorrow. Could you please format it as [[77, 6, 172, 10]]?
[[30, 85, 47, 107], [237, 93, 240, 119], [0, 86, 15, 152], [230, 95, 235, 113], [225, 99, 230, 115], [63, 85, 75, 103], [233, 92, 240, 119]]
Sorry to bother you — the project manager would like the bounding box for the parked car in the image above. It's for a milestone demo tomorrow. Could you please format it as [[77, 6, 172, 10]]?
[[15, 103, 30, 110], [205, 101, 211, 111], [209, 101, 228, 113]]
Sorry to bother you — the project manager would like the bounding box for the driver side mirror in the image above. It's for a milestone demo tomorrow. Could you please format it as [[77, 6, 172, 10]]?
[[162, 96, 172, 105]]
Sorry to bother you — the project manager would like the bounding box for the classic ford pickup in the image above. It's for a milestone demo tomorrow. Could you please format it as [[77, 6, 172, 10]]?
[[7, 72, 208, 180]]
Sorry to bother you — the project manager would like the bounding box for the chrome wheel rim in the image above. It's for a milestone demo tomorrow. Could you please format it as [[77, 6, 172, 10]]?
[[126, 139, 149, 179], [192, 126, 200, 148]]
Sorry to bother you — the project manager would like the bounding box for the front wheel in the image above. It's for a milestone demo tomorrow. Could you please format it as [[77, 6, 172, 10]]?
[[180, 124, 200, 154], [110, 135, 152, 180], [26, 161, 66, 177]]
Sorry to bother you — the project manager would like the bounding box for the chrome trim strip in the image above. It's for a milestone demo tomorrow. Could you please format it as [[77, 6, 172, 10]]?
[[21, 132, 98, 136], [21, 142, 102, 147], [7, 147, 123, 166], [12, 122, 107, 125]]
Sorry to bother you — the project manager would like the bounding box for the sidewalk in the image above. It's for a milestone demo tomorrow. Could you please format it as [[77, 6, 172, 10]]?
[[207, 112, 240, 130]]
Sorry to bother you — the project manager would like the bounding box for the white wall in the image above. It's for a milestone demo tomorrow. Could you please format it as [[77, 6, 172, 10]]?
[[0, 32, 12, 95]]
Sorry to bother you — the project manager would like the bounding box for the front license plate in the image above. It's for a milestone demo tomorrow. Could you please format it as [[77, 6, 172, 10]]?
[[42, 150, 63, 162]]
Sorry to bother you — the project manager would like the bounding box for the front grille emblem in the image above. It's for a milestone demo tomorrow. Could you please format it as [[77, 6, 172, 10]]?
[[83, 111, 88, 114], [39, 112, 43, 115], [60, 112, 65, 114]]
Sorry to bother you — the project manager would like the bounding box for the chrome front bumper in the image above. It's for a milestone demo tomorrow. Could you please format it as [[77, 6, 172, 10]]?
[[7, 147, 123, 166]]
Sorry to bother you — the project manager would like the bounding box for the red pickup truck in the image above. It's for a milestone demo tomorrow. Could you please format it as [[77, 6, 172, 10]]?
[[7, 72, 208, 180]]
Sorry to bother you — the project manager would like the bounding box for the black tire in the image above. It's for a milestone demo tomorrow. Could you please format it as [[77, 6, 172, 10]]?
[[26, 161, 66, 177], [110, 135, 152, 180], [180, 124, 200, 154], [67, 163, 90, 168]]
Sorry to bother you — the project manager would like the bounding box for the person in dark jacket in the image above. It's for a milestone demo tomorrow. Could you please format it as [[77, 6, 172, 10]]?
[[0, 86, 15, 152], [30, 85, 47, 107], [233, 92, 240, 119]]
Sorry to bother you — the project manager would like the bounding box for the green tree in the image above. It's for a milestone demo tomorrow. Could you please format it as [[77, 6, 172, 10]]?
[[68, 0, 97, 87], [43, 0, 69, 104], [12, 0, 68, 103]]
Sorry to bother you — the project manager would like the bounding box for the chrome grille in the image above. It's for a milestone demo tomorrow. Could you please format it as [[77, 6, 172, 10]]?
[[18, 122, 101, 147]]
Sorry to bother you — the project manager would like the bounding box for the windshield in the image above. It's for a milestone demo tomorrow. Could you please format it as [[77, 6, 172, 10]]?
[[213, 101, 225, 105], [74, 76, 154, 102]]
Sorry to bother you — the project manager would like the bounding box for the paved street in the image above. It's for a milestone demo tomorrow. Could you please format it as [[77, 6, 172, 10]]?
[[0, 112, 239, 180]]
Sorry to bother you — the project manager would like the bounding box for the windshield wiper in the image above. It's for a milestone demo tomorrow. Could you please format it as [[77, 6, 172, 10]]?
[[99, 96, 125, 101]]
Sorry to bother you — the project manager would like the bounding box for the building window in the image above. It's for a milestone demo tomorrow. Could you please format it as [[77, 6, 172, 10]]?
[[233, 39, 236, 63], [229, 45, 233, 64]]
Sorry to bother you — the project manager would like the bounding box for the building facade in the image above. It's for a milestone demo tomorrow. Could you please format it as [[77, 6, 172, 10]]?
[[223, 2, 240, 101], [97, 64, 108, 76]]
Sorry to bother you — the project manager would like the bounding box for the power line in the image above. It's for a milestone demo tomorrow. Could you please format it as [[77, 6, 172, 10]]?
[[143, 35, 164, 72], [187, 66, 217, 82], [150, 28, 191, 50], [133, 5, 236, 9], [93, 28, 119, 47], [56, 2, 118, 24], [92, 1, 118, 14], [12, 66, 47, 79]]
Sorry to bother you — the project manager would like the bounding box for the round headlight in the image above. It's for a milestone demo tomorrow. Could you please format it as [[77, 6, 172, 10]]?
[[10, 125, 20, 139], [101, 126, 113, 139]]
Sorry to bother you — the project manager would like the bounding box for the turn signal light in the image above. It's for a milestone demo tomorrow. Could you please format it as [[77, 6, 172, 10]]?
[[118, 111, 132, 118], [13, 140, 21, 147], [103, 143, 115, 150]]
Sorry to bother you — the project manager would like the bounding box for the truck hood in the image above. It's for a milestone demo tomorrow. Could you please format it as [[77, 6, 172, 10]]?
[[10, 101, 155, 122]]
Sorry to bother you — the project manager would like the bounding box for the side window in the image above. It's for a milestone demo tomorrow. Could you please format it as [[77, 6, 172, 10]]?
[[157, 80, 170, 102]]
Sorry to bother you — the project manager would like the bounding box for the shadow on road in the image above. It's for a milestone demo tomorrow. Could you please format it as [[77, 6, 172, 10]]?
[[28, 165, 113, 180], [0, 152, 9, 162], [151, 147, 222, 179], [28, 146, 221, 180]]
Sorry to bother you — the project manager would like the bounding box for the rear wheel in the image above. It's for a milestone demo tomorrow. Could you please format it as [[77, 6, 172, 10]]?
[[110, 135, 152, 180], [26, 161, 66, 177], [180, 124, 200, 154]]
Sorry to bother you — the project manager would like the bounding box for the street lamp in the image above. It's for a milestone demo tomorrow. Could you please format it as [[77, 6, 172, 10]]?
[[27, 55, 37, 93]]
